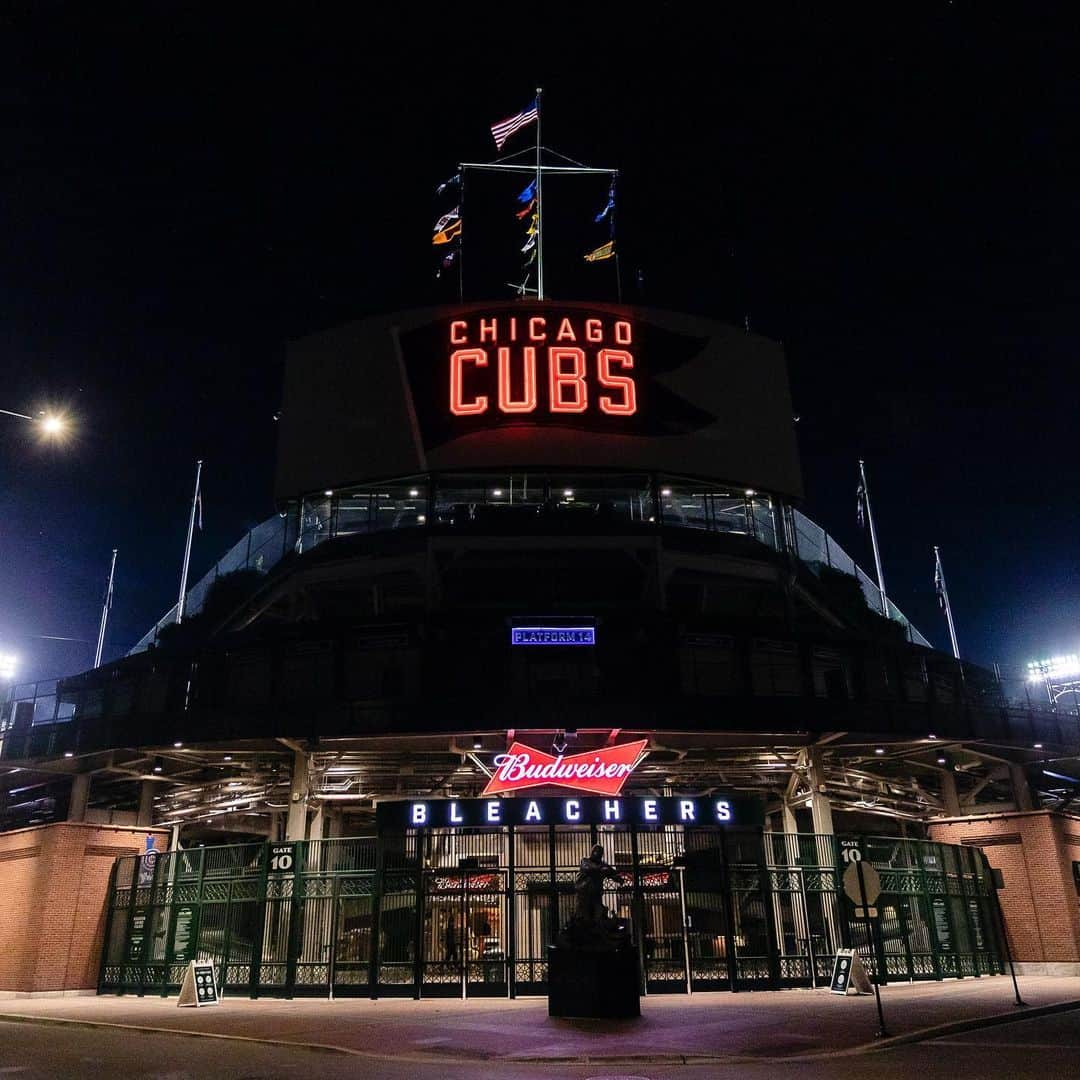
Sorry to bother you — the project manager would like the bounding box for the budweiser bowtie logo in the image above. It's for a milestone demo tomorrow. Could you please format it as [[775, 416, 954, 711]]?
[[481, 739, 648, 797]]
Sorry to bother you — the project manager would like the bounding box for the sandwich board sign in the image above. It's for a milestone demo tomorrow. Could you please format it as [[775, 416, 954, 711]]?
[[177, 960, 219, 1007], [830, 948, 873, 995]]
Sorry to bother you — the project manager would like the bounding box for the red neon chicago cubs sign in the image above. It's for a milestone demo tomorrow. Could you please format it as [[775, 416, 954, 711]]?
[[447, 313, 637, 418], [481, 739, 648, 797]]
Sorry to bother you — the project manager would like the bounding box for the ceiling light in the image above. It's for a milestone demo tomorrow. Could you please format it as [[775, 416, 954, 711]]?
[[223, 755, 232, 761], [174, 741, 183, 748], [492, 489, 503, 496], [63, 751, 73, 758], [874, 747, 885, 755], [661, 488, 672, 497], [927, 734, 938, 740], [409, 488, 419, 497], [324, 490, 334, 497], [936, 755, 947, 765], [472, 736, 483, 750], [1034, 743, 1043, 749], [563, 489, 574, 498]]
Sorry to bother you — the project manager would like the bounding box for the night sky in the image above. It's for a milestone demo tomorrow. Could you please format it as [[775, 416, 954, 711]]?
[[2, 4, 1077, 682]]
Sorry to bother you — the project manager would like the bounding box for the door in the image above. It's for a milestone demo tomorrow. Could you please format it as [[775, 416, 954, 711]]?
[[421, 870, 508, 997], [331, 877, 375, 996]]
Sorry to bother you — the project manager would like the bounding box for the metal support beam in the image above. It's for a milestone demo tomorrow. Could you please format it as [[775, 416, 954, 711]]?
[[137, 779, 155, 827], [68, 773, 90, 822], [806, 748, 835, 836], [1010, 764, 1034, 812], [285, 751, 311, 841], [940, 769, 962, 816]]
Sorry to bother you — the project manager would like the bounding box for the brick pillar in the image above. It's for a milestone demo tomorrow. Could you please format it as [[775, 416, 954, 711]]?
[[928, 810, 1080, 975]]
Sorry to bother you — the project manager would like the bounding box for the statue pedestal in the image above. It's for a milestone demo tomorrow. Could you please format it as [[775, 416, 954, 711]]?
[[547, 943, 641, 1019]]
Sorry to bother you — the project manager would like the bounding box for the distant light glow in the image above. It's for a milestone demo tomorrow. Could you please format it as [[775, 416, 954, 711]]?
[[0, 653, 16, 680], [1027, 654, 1080, 682], [661, 488, 672, 497], [492, 489, 503, 497], [409, 489, 420, 497]]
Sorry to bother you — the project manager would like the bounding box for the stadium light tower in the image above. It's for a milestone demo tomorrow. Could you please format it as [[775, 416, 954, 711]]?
[[1027, 653, 1080, 704]]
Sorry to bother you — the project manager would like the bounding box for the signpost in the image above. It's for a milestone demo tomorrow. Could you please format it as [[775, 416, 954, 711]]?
[[177, 960, 219, 1007], [838, 841, 889, 1037]]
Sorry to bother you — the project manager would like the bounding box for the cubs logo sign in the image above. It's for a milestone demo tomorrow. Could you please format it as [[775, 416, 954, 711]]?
[[481, 739, 648, 797]]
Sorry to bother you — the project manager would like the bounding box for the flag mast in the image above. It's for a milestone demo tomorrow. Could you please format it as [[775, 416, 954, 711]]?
[[535, 86, 544, 300], [93, 548, 118, 668], [858, 459, 889, 617], [176, 459, 203, 624], [934, 545, 961, 659]]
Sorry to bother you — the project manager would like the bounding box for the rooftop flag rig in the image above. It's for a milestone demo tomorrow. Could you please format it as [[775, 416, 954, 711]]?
[[433, 89, 619, 301]]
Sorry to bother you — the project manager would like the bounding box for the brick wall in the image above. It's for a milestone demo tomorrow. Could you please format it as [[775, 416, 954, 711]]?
[[0, 822, 169, 994], [929, 810, 1080, 964]]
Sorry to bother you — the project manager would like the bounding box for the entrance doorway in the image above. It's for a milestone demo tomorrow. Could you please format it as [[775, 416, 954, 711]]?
[[421, 869, 508, 997]]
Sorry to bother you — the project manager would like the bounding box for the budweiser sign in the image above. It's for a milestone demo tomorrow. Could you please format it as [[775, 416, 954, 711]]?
[[481, 739, 648, 797]]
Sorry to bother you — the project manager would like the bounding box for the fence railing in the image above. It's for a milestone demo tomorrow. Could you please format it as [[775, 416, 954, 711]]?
[[99, 829, 1003, 999]]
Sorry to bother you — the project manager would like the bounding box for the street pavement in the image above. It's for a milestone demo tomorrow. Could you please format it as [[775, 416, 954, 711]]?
[[0, 1007, 1079, 1079], [0, 975, 1077, 1065]]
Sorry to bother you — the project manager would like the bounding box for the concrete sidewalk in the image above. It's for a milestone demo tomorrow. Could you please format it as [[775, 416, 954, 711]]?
[[2, 976, 1078, 1064]]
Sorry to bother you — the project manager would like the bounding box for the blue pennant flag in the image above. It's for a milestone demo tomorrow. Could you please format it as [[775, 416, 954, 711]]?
[[436, 173, 461, 196], [594, 180, 615, 223], [517, 179, 537, 204]]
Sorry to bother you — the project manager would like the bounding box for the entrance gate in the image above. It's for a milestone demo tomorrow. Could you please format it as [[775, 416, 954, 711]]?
[[100, 828, 1005, 998]]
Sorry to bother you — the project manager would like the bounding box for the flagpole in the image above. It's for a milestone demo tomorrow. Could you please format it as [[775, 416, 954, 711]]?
[[176, 459, 203, 625], [93, 548, 118, 668], [535, 87, 544, 301], [858, 459, 889, 617], [934, 545, 961, 660], [457, 164, 465, 303]]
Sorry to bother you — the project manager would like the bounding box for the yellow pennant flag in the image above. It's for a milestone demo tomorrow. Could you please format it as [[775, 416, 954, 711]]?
[[584, 240, 614, 262], [433, 219, 462, 245]]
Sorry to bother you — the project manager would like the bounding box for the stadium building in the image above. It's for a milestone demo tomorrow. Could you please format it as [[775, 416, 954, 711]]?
[[2, 300, 1078, 999]]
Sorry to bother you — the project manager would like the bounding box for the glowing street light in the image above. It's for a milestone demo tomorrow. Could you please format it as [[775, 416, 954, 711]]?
[[0, 653, 17, 681], [0, 407, 71, 442]]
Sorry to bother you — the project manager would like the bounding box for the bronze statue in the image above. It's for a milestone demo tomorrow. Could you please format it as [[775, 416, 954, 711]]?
[[574, 844, 623, 924]]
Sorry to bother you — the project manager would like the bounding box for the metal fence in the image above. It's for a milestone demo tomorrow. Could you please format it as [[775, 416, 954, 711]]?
[[99, 828, 1004, 999]]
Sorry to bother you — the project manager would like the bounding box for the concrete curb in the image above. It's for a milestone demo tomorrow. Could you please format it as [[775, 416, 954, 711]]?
[[1, 997, 1079, 1067]]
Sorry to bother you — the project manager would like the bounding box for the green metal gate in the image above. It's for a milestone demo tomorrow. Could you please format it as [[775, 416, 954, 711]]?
[[100, 829, 1004, 998]]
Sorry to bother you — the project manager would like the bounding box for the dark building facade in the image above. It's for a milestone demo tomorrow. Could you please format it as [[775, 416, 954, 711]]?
[[2, 303, 1078, 996]]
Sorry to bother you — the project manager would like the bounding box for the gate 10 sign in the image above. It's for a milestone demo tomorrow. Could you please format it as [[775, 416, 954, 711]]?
[[269, 843, 295, 873], [447, 313, 637, 418]]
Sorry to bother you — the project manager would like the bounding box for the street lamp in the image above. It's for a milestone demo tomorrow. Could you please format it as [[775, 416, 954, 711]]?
[[0, 653, 17, 681], [0, 407, 71, 441]]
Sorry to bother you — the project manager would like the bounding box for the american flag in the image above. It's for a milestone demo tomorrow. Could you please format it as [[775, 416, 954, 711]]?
[[491, 99, 538, 150]]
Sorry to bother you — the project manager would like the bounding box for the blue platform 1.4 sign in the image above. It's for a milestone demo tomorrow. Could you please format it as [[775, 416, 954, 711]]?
[[511, 626, 595, 646]]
